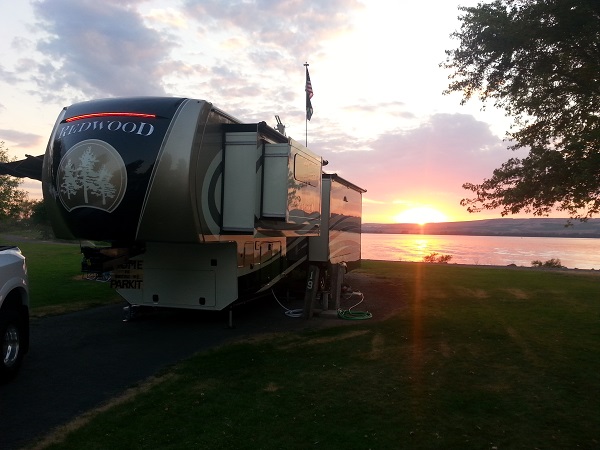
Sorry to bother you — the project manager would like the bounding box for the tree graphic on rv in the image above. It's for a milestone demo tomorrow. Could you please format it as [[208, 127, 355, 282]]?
[[92, 165, 117, 205], [79, 148, 99, 203], [60, 159, 80, 199], [60, 146, 117, 206]]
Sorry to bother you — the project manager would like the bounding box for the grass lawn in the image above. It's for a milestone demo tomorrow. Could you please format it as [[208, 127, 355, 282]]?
[[27, 259, 600, 449], [0, 235, 121, 316]]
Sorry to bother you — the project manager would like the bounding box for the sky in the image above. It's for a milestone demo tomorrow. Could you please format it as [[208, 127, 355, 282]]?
[[0, 0, 534, 224]]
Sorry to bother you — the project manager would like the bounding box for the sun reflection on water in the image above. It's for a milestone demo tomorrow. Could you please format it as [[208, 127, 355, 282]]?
[[384, 235, 438, 262], [412, 238, 431, 257]]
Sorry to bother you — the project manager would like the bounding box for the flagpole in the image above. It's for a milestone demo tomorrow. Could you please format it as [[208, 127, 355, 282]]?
[[304, 62, 309, 147]]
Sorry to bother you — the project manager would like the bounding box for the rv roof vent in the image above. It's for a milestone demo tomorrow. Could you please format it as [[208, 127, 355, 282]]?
[[274, 115, 286, 136]]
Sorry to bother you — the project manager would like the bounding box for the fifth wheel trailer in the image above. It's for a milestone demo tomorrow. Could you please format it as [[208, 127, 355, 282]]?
[[8, 97, 366, 312]]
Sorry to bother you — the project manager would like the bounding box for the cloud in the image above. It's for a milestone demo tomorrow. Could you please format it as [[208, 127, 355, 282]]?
[[28, 0, 178, 101], [343, 101, 413, 118], [13, 0, 362, 118], [0, 64, 20, 85], [183, 0, 363, 58], [0, 129, 43, 148], [4, 0, 349, 151], [322, 113, 526, 215], [373, 113, 509, 174], [144, 7, 189, 29]]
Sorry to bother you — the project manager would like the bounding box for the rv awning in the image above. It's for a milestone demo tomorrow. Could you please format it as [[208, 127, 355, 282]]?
[[0, 154, 44, 181]]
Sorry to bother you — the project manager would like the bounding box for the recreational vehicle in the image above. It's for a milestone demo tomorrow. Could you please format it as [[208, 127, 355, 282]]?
[[6, 97, 366, 313]]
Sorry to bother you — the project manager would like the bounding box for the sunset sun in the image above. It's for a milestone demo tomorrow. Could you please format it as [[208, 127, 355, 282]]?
[[394, 207, 448, 225]]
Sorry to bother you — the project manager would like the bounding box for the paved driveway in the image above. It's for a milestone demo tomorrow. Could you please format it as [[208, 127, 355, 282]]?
[[0, 297, 313, 449]]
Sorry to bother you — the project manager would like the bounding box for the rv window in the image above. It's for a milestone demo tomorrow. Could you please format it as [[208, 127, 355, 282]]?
[[294, 154, 319, 187]]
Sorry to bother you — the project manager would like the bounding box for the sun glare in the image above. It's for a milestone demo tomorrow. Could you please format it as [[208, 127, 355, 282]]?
[[394, 207, 448, 225]]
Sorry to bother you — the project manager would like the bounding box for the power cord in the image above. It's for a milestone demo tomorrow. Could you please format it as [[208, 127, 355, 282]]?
[[272, 288, 373, 320], [272, 289, 304, 318]]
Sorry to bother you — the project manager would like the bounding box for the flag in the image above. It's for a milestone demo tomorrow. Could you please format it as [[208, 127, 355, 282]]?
[[305, 67, 313, 121]]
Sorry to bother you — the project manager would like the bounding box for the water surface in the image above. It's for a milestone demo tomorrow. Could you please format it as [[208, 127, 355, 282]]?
[[361, 233, 600, 269]]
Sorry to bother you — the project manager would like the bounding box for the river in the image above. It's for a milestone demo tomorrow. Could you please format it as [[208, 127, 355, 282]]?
[[361, 233, 600, 270]]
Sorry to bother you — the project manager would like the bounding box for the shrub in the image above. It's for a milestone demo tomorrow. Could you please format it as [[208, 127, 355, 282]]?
[[423, 252, 453, 264], [531, 258, 563, 268]]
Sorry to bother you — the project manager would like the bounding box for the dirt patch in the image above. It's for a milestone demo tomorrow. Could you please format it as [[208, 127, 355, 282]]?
[[506, 326, 543, 366], [438, 338, 453, 358], [263, 382, 281, 392], [280, 329, 371, 350], [456, 286, 490, 299], [503, 288, 529, 299], [367, 332, 386, 360], [341, 271, 408, 321]]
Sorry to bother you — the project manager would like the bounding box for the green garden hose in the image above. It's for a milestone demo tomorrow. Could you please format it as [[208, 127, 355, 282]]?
[[337, 308, 373, 320], [337, 291, 372, 320]]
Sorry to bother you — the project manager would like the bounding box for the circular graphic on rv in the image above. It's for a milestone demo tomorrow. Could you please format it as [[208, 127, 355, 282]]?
[[57, 139, 127, 212]]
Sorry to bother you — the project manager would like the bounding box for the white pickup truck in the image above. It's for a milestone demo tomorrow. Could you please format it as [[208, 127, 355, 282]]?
[[0, 246, 29, 383]]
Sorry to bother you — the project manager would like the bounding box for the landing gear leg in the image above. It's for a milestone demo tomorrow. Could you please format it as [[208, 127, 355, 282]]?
[[228, 306, 234, 329]]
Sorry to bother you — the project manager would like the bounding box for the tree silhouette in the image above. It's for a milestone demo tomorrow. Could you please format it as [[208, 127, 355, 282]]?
[[443, 0, 600, 219]]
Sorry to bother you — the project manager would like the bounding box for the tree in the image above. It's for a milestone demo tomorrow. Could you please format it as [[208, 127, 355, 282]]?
[[29, 200, 49, 226], [0, 142, 30, 222], [442, 0, 600, 219]]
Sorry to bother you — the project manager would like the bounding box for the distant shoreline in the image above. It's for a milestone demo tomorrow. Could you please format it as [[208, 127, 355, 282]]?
[[362, 259, 600, 275], [363, 231, 600, 238], [362, 217, 600, 239]]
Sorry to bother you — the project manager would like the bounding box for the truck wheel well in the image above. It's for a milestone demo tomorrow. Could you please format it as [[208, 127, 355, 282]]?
[[1, 288, 28, 312]]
